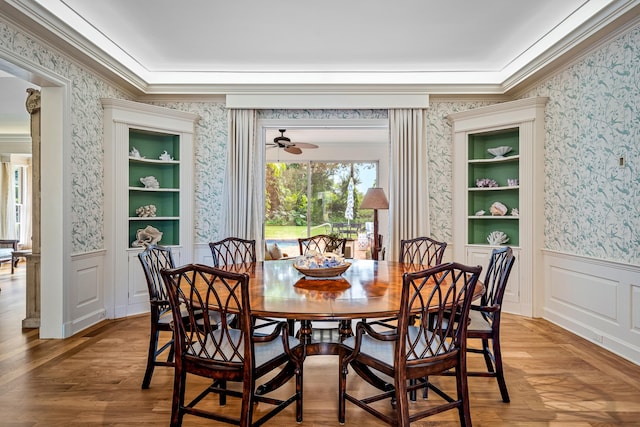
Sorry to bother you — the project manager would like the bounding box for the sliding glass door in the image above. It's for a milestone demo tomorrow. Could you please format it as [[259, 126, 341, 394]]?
[[265, 161, 377, 259]]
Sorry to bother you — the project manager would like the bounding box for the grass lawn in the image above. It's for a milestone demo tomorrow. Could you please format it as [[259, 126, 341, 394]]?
[[265, 224, 333, 239]]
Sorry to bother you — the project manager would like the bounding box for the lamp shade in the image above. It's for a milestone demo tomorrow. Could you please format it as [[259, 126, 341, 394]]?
[[360, 187, 389, 210]]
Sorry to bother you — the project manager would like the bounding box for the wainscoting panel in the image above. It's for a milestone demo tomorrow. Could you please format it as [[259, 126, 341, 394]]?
[[633, 284, 640, 332], [543, 250, 640, 365], [68, 250, 106, 336], [548, 266, 619, 321], [194, 243, 214, 266]]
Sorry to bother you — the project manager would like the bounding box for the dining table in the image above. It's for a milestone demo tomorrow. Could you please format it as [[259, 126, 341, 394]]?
[[216, 258, 484, 354], [215, 258, 484, 395]]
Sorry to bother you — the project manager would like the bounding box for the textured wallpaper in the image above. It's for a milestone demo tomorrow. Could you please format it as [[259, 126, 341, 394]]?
[[424, 101, 496, 243], [525, 25, 639, 264], [0, 19, 129, 253]]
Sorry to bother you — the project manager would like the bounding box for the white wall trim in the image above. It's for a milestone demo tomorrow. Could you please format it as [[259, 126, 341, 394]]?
[[227, 93, 429, 109], [543, 249, 640, 365], [67, 250, 106, 335], [1, 39, 71, 339]]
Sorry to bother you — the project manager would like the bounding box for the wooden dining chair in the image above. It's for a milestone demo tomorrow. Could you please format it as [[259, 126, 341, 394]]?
[[209, 236, 287, 333], [399, 236, 447, 266], [338, 262, 482, 427], [297, 234, 348, 338], [398, 236, 448, 374], [464, 246, 515, 402], [209, 237, 257, 266], [161, 263, 304, 427], [137, 244, 180, 389], [298, 234, 346, 256]]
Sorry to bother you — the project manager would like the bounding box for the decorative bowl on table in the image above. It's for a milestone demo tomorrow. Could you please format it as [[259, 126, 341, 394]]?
[[293, 251, 351, 277], [293, 263, 351, 277], [487, 146, 513, 158]]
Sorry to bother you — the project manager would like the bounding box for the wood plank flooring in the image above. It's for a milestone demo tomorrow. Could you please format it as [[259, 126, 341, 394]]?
[[2, 266, 640, 426]]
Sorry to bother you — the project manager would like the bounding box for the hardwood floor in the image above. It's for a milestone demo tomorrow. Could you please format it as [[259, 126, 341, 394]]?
[[2, 266, 640, 426]]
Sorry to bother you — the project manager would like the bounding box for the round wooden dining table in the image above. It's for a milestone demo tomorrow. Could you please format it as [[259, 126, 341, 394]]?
[[217, 258, 484, 355], [217, 258, 484, 395]]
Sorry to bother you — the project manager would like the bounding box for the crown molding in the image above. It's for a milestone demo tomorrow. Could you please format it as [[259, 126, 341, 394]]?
[[502, 0, 640, 93], [141, 82, 509, 96], [226, 93, 429, 109], [0, 134, 31, 154], [1, 0, 148, 95]]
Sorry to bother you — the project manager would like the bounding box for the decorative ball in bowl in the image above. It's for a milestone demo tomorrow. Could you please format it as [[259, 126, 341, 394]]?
[[487, 146, 513, 158], [293, 252, 351, 277]]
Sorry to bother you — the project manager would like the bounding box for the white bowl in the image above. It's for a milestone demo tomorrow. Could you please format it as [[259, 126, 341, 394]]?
[[487, 146, 513, 158]]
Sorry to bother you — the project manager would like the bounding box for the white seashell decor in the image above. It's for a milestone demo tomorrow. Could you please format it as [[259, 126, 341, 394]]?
[[487, 231, 509, 245], [487, 146, 513, 158], [490, 201, 508, 216], [140, 176, 160, 189]]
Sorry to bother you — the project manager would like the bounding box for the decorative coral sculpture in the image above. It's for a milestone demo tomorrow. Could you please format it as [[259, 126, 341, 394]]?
[[132, 225, 163, 247], [475, 178, 498, 188], [129, 146, 144, 158], [159, 150, 173, 161], [487, 231, 509, 245], [140, 176, 160, 189], [135, 204, 157, 217]]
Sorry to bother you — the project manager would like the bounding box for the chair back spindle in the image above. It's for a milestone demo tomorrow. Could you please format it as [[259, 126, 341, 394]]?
[[209, 237, 256, 266], [399, 236, 447, 267], [298, 234, 347, 256]]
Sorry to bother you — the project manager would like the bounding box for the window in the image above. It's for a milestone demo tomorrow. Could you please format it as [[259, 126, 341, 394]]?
[[265, 161, 377, 258], [13, 165, 28, 243]]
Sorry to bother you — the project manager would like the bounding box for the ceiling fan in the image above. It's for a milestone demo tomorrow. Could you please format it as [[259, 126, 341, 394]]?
[[267, 129, 318, 155]]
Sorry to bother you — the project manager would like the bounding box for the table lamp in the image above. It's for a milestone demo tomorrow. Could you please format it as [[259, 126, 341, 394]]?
[[360, 187, 389, 260]]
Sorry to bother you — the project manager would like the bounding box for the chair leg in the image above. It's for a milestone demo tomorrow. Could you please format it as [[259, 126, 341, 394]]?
[[481, 338, 494, 372], [492, 335, 510, 403], [240, 380, 255, 427], [394, 376, 410, 426], [455, 366, 472, 427], [171, 365, 186, 427], [142, 324, 160, 389], [338, 357, 347, 424], [218, 380, 227, 406], [409, 378, 417, 402], [296, 360, 304, 423]]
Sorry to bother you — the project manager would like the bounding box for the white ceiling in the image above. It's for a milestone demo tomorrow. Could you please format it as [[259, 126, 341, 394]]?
[[8, 0, 636, 90], [0, 0, 637, 142]]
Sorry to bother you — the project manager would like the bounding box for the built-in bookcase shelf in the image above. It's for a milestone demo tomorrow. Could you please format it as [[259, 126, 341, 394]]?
[[465, 128, 521, 246], [450, 97, 547, 317], [127, 129, 182, 246], [103, 98, 197, 317]]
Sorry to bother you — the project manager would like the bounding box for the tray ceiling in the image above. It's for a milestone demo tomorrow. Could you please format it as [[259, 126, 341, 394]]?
[[4, 0, 637, 92]]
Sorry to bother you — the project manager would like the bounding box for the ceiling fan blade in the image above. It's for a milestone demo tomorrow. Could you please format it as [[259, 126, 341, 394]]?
[[284, 146, 302, 155], [291, 142, 318, 149]]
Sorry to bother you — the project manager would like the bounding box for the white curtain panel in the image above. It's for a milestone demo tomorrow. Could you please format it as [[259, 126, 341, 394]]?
[[223, 109, 264, 258], [388, 109, 430, 261], [21, 164, 33, 248], [0, 162, 17, 239]]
